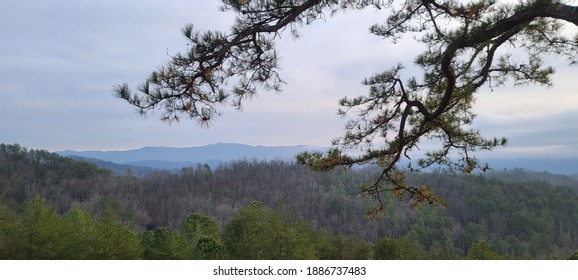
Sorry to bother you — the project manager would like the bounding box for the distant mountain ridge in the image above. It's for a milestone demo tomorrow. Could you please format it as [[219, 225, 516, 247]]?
[[65, 155, 155, 176], [480, 157, 578, 175], [123, 159, 225, 170], [57, 143, 578, 174], [57, 143, 314, 170]]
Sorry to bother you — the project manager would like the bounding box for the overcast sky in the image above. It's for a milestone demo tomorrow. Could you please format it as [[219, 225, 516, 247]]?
[[1, 0, 577, 159]]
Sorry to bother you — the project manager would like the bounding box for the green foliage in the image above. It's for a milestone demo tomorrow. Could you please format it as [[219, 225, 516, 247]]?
[[223, 201, 316, 259], [458, 223, 488, 253], [466, 240, 502, 260], [503, 234, 526, 258], [194, 236, 227, 260], [141, 227, 187, 260], [1, 146, 578, 259], [12, 196, 68, 259], [335, 236, 373, 260], [1, 194, 577, 260], [91, 209, 143, 259], [0, 203, 18, 259], [307, 229, 341, 260], [1, 197, 143, 260], [62, 208, 100, 259], [180, 212, 220, 242], [374, 236, 430, 260], [180, 212, 225, 259]]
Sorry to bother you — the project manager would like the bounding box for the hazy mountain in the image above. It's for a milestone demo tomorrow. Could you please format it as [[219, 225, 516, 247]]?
[[123, 159, 225, 170], [65, 155, 155, 176], [57, 143, 314, 169], [57, 143, 578, 174], [481, 158, 578, 175]]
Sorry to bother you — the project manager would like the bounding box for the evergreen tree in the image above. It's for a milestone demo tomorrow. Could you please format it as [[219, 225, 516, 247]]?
[[13, 196, 67, 259], [62, 208, 99, 259], [222, 201, 316, 259], [179, 213, 225, 259], [141, 227, 187, 260], [91, 209, 143, 259], [0, 203, 18, 259]]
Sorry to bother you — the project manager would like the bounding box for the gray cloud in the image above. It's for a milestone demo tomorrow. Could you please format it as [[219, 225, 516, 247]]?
[[474, 109, 578, 158]]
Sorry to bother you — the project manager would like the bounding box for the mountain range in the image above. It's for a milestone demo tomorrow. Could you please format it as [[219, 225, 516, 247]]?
[[57, 143, 578, 175], [57, 143, 314, 170]]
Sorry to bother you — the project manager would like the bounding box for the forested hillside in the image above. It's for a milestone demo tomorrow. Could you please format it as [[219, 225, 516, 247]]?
[[1, 143, 577, 259]]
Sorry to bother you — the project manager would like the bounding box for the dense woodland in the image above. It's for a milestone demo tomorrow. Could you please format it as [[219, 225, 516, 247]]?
[[1, 143, 578, 259]]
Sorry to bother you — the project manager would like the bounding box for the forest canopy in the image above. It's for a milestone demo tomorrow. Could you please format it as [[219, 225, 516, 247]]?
[[1, 143, 578, 259]]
